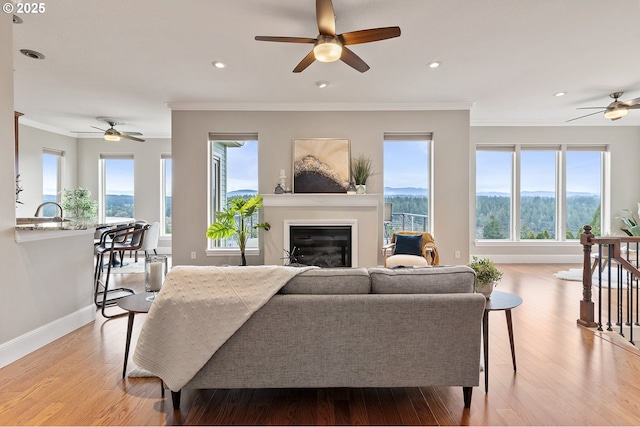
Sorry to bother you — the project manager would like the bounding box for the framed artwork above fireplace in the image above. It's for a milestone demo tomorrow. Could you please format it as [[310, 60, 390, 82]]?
[[292, 138, 350, 193]]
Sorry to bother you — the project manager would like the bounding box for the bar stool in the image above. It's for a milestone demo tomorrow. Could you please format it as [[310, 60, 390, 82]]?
[[94, 223, 149, 318]]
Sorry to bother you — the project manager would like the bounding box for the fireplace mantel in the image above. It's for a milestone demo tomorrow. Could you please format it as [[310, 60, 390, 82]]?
[[262, 194, 380, 208]]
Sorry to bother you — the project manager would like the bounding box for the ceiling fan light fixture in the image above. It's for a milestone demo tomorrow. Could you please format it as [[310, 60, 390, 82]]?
[[313, 36, 342, 62], [104, 134, 121, 142], [604, 107, 628, 120]]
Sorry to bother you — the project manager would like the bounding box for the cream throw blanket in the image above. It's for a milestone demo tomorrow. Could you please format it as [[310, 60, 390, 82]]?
[[133, 265, 313, 391]]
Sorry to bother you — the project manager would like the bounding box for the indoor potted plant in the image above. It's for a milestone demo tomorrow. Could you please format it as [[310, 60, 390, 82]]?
[[206, 195, 271, 266], [61, 187, 98, 228], [351, 154, 373, 194], [468, 256, 503, 298]]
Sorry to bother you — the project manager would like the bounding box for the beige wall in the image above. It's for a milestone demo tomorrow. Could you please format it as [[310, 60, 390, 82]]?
[[172, 110, 471, 267], [470, 126, 640, 262], [15, 124, 78, 218], [0, 14, 94, 367]]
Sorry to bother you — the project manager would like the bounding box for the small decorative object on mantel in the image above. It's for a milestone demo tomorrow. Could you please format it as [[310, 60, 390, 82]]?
[[274, 183, 284, 194], [351, 154, 373, 194], [467, 256, 503, 299], [347, 182, 357, 194]]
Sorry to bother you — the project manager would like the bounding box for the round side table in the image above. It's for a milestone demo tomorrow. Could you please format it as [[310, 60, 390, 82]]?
[[483, 290, 523, 393], [116, 293, 153, 378]]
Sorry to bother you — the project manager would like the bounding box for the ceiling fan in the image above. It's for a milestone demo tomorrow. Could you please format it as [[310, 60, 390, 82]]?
[[90, 117, 145, 142], [255, 0, 400, 73], [567, 92, 640, 122]]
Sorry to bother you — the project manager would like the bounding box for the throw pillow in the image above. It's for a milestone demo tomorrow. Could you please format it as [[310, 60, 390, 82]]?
[[394, 234, 423, 256]]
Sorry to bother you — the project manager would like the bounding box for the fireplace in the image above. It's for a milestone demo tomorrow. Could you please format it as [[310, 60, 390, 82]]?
[[284, 220, 358, 267]]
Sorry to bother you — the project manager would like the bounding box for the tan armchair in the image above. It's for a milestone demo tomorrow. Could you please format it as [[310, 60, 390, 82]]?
[[382, 231, 440, 267]]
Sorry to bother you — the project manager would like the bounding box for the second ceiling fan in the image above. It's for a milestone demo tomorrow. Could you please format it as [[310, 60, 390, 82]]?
[[255, 0, 400, 73]]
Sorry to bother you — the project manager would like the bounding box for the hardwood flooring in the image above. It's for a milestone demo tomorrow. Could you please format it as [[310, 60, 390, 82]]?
[[2, 263, 640, 425]]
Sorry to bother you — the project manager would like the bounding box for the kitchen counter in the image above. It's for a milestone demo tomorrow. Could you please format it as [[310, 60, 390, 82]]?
[[14, 220, 130, 243]]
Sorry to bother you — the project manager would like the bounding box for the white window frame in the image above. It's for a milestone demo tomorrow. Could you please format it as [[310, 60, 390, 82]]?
[[475, 144, 608, 245], [42, 148, 64, 203], [99, 154, 135, 223], [206, 133, 260, 256], [161, 154, 171, 236], [382, 132, 434, 235]]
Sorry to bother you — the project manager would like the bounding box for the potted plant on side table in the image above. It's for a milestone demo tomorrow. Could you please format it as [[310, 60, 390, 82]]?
[[206, 195, 271, 266], [468, 256, 503, 299]]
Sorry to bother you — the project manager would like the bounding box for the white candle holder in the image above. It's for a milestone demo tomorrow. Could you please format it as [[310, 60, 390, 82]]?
[[145, 254, 168, 301]]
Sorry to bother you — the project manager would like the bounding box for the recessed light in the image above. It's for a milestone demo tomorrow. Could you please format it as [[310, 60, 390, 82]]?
[[315, 80, 329, 88], [427, 61, 441, 69], [554, 92, 567, 97], [212, 61, 226, 69], [20, 49, 45, 60], [13, 15, 23, 24]]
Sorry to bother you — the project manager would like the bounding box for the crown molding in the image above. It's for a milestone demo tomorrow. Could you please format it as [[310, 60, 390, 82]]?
[[166, 102, 474, 112]]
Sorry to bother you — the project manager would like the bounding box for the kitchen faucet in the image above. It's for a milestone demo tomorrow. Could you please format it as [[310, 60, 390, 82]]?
[[34, 202, 64, 219]]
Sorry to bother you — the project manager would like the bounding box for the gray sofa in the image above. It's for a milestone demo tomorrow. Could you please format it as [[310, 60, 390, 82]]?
[[171, 265, 486, 409]]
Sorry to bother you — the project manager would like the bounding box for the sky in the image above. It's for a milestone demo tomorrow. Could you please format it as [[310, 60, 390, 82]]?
[[476, 150, 601, 195]]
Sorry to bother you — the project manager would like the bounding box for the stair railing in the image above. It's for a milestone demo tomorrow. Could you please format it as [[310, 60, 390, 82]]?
[[579, 225, 640, 345]]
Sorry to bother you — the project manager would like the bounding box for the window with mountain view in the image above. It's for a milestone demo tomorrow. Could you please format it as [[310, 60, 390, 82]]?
[[100, 155, 134, 222], [383, 133, 431, 239], [476, 149, 512, 240], [209, 135, 259, 249], [476, 145, 604, 241], [162, 155, 172, 235], [42, 149, 63, 216]]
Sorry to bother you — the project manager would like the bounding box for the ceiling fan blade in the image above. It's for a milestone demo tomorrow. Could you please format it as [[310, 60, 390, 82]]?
[[119, 133, 145, 142], [90, 126, 107, 132], [340, 46, 370, 73], [565, 110, 605, 122], [576, 107, 606, 110], [621, 97, 640, 107], [255, 36, 316, 44], [120, 131, 143, 136], [293, 50, 316, 73], [316, 0, 336, 35], [339, 26, 401, 45]]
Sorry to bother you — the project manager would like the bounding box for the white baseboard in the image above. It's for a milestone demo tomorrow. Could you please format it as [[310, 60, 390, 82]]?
[[0, 305, 95, 369], [485, 254, 583, 264]]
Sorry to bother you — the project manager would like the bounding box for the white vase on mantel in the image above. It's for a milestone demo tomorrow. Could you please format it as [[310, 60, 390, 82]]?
[[356, 184, 366, 194]]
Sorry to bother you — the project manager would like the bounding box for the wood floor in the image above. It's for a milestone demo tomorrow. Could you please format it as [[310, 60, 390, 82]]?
[[2, 263, 640, 425]]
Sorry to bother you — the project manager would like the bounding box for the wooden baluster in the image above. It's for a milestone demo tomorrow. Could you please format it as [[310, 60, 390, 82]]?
[[578, 225, 597, 327]]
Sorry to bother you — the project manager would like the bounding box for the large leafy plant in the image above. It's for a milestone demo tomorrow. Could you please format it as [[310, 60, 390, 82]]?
[[206, 195, 270, 266], [618, 203, 640, 236]]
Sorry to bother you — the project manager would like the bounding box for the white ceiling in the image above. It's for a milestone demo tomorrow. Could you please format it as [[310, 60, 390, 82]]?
[[11, 0, 640, 139]]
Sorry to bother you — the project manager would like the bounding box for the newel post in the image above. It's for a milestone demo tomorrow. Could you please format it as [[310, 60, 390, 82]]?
[[578, 225, 597, 327]]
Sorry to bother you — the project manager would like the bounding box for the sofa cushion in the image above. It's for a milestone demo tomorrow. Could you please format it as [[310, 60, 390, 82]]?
[[368, 266, 475, 294], [394, 234, 423, 256], [280, 267, 371, 294], [385, 254, 428, 268]]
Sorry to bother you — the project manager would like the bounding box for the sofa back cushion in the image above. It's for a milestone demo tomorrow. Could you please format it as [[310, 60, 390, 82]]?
[[369, 266, 475, 294], [280, 267, 371, 294]]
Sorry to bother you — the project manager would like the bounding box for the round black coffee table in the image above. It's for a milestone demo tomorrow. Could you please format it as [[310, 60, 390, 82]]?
[[483, 290, 523, 393], [116, 293, 154, 378]]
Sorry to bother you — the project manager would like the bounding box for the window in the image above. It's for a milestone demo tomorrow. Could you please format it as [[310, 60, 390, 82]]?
[[383, 133, 432, 239], [161, 155, 172, 235], [520, 150, 557, 239], [42, 149, 63, 216], [475, 145, 606, 242], [99, 155, 135, 223], [208, 134, 259, 251], [476, 149, 512, 240]]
